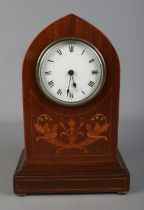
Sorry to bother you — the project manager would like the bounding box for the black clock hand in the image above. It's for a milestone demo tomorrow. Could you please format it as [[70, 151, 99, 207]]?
[[67, 75, 72, 96], [72, 76, 77, 89], [67, 80, 73, 99]]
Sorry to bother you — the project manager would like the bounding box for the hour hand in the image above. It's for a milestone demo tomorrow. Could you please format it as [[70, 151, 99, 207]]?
[[73, 82, 76, 89], [72, 76, 77, 89]]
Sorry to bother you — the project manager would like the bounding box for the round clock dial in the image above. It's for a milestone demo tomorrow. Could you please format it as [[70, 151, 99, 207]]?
[[36, 38, 106, 106]]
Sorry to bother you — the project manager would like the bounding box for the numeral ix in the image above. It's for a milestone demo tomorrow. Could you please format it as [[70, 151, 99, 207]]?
[[45, 71, 51, 75]]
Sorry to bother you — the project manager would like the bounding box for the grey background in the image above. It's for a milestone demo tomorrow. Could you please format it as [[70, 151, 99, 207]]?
[[0, 0, 144, 209]]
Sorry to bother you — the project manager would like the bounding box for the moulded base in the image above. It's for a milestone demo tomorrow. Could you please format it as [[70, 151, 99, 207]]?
[[13, 150, 130, 195]]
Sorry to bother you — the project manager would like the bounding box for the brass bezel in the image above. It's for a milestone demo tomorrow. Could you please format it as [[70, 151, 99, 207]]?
[[36, 37, 106, 107]]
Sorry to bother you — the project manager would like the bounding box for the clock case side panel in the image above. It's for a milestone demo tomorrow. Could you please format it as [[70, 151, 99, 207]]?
[[22, 14, 120, 164]]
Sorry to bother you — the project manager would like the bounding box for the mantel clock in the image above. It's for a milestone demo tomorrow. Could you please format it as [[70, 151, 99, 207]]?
[[13, 14, 130, 195]]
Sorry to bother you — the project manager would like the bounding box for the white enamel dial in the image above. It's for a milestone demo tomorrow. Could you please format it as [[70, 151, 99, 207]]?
[[36, 39, 106, 106]]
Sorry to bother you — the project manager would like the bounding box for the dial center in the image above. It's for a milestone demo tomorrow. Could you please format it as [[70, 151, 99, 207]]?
[[68, 69, 74, 76]]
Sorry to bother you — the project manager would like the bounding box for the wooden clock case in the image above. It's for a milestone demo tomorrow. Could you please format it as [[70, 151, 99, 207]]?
[[13, 14, 130, 195]]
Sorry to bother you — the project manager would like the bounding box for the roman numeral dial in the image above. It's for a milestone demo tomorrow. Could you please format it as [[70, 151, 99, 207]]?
[[37, 39, 106, 106]]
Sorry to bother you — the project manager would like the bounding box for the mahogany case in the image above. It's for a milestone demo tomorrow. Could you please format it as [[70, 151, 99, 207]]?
[[13, 14, 130, 195]]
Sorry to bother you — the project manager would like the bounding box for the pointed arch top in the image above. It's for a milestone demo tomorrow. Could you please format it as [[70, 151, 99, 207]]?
[[23, 13, 120, 76]]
